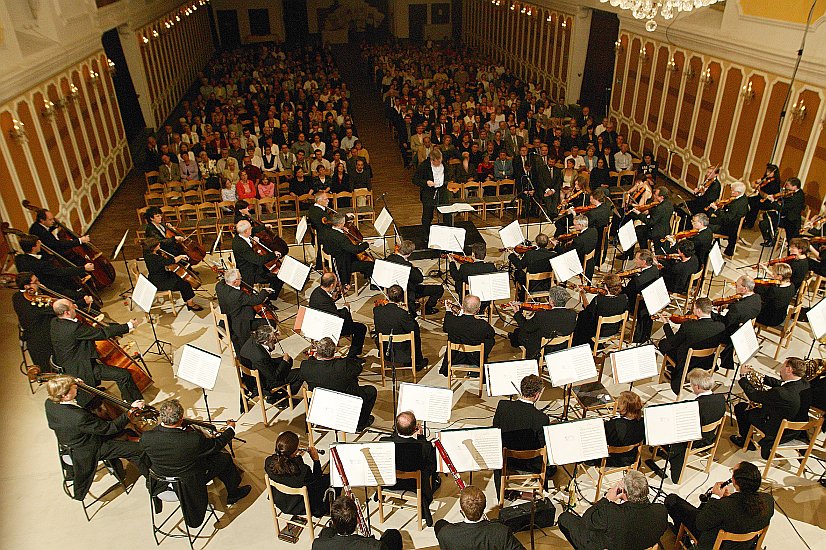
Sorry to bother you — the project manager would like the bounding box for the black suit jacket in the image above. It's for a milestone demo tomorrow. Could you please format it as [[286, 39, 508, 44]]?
[[714, 293, 761, 336], [308, 286, 354, 330], [691, 228, 714, 267], [312, 528, 385, 550], [712, 195, 748, 234], [215, 280, 267, 345], [238, 337, 297, 391], [694, 492, 774, 550], [695, 179, 721, 210], [662, 256, 699, 294], [436, 519, 525, 550], [493, 399, 549, 451], [308, 204, 328, 232], [450, 260, 496, 297], [586, 201, 612, 231], [143, 222, 178, 254], [573, 293, 628, 346], [373, 302, 418, 364], [15, 253, 86, 295], [322, 228, 369, 282], [380, 433, 437, 498], [385, 253, 425, 287], [232, 234, 276, 284], [622, 265, 660, 316], [755, 284, 795, 327], [739, 376, 811, 440], [604, 417, 645, 466], [50, 317, 129, 382], [29, 222, 80, 254], [560, 226, 598, 267], [641, 199, 674, 242], [300, 356, 363, 396], [514, 307, 577, 359], [144, 252, 181, 291], [695, 393, 727, 446], [441, 311, 496, 373], [659, 317, 725, 370], [578, 497, 668, 550], [265, 456, 328, 517], [13, 291, 55, 368]]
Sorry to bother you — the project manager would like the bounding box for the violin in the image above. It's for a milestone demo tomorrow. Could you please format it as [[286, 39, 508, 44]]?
[[754, 278, 782, 286], [705, 197, 734, 211], [656, 254, 681, 261], [441, 253, 475, 263], [511, 301, 554, 312], [617, 267, 644, 278], [22, 200, 116, 290], [558, 188, 584, 211], [634, 202, 658, 213], [712, 294, 743, 307], [572, 205, 597, 214], [812, 237, 826, 246], [164, 223, 206, 265], [499, 244, 537, 254], [374, 298, 389, 307], [767, 255, 797, 266], [157, 249, 202, 289], [760, 189, 795, 203], [669, 314, 698, 324], [442, 299, 462, 315], [554, 230, 580, 242], [664, 229, 699, 242], [751, 171, 776, 192], [805, 214, 826, 230]]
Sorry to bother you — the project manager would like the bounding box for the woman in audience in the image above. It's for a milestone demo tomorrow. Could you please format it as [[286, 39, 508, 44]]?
[[236, 169, 257, 200]]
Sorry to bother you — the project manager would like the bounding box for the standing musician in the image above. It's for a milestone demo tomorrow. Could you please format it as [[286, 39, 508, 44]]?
[[13, 272, 56, 371], [744, 163, 780, 229], [373, 285, 428, 370], [514, 144, 537, 217], [658, 240, 699, 294], [15, 236, 95, 307], [299, 337, 377, 431], [232, 220, 284, 296], [714, 276, 762, 371], [238, 325, 303, 405], [509, 233, 555, 301], [760, 237, 809, 290], [731, 358, 811, 459], [572, 274, 628, 346], [385, 239, 443, 315], [50, 298, 143, 406], [265, 431, 331, 519], [142, 238, 203, 312], [622, 249, 661, 343], [535, 144, 564, 213], [413, 148, 451, 229], [624, 186, 674, 259], [45, 374, 148, 501], [435, 485, 525, 550], [553, 176, 589, 235], [754, 263, 796, 328], [508, 286, 577, 360], [440, 295, 496, 376], [553, 214, 598, 279], [143, 206, 184, 255], [29, 208, 91, 256], [449, 241, 496, 299], [758, 176, 805, 246], [583, 188, 613, 264], [313, 495, 403, 550], [309, 272, 367, 359], [685, 165, 721, 215], [140, 399, 251, 526], [322, 213, 374, 285], [708, 181, 748, 258], [307, 192, 332, 270], [215, 268, 274, 352]]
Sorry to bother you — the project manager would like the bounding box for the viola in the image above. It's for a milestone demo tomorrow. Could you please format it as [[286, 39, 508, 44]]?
[[664, 229, 699, 242], [712, 294, 743, 307], [165, 223, 206, 265], [572, 205, 597, 214], [617, 267, 644, 278], [767, 255, 797, 266], [754, 278, 782, 286], [669, 314, 698, 324], [23, 199, 116, 290], [441, 253, 475, 263]]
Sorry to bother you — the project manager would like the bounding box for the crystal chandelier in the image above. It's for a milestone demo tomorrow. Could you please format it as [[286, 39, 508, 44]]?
[[601, 0, 723, 31]]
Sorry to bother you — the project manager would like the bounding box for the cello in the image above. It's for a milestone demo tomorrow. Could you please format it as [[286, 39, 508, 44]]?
[[322, 206, 374, 262], [164, 223, 206, 265], [156, 249, 202, 289], [22, 200, 116, 289], [248, 217, 290, 258]]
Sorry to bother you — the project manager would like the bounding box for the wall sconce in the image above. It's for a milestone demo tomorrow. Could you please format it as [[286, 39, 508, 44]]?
[[41, 99, 56, 120], [547, 14, 552, 22], [791, 99, 807, 122], [741, 80, 755, 103], [614, 39, 623, 53], [106, 58, 116, 75], [510, 3, 516, 11], [666, 57, 678, 72], [88, 69, 100, 84], [561, 19, 567, 28], [152, 29, 159, 38], [520, 6, 526, 14], [700, 67, 713, 86], [66, 84, 79, 103], [684, 66, 696, 80], [9, 119, 27, 143], [639, 47, 648, 63], [142, 35, 149, 44]]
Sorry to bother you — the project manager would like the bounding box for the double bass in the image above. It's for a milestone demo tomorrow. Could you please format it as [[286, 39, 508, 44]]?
[[22, 200, 116, 289]]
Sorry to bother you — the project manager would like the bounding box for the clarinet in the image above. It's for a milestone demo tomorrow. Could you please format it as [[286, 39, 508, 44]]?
[[699, 478, 732, 503], [330, 446, 371, 537], [434, 439, 466, 489]]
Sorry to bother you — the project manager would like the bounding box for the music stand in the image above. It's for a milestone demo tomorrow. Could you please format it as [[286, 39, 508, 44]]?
[[176, 344, 222, 424], [132, 274, 171, 363], [113, 230, 133, 305]]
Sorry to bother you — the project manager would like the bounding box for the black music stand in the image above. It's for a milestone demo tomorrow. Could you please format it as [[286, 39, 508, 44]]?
[[132, 274, 171, 363]]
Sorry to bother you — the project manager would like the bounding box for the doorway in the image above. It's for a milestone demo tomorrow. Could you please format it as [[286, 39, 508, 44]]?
[[216, 10, 241, 49], [101, 28, 145, 141], [283, 0, 309, 46], [409, 4, 427, 42], [580, 10, 619, 117]]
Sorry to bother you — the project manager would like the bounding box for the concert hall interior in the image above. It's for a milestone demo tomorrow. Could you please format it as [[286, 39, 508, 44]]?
[[2, 0, 826, 548]]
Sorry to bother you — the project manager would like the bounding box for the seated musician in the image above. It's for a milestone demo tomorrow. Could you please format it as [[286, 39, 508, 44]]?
[[761, 237, 809, 291], [572, 274, 628, 346], [658, 240, 699, 294], [299, 337, 376, 431], [233, 199, 272, 234], [557, 470, 667, 550], [621, 249, 661, 343], [714, 276, 762, 370], [623, 186, 674, 259], [238, 325, 303, 406], [685, 165, 721, 216], [758, 176, 805, 246], [140, 399, 251, 525], [44, 374, 148, 501], [313, 495, 402, 550], [15, 236, 95, 307], [435, 485, 525, 550], [732, 358, 811, 458], [50, 298, 143, 406], [29, 208, 91, 255], [380, 411, 439, 526], [624, 178, 653, 214], [231, 220, 284, 296], [679, 213, 713, 267], [13, 272, 56, 371], [659, 298, 725, 395], [665, 461, 774, 548], [440, 294, 496, 376], [322, 213, 374, 285], [647, 369, 725, 483], [265, 431, 330, 518], [449, 241, 496, 299], [509, 233, 555, 302], [587, 391, 645, 468], [744, 163, 780, 229], [492, 374, 552, 495], [754, 262, 796, 327], [373, 284, 428, 370], [708, 181, 748, 257], [215, 268, 274, 352], [142, 238, 203, 312], [143, 206, 183, 254], [309, 272, 367, 359], [508, 286, 576, 360], [386, 239, 443, 315], [553, 214, 598, 279]]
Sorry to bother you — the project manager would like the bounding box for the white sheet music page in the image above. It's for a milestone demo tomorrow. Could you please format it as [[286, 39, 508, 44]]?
[[618, 220, 638, 252], [437, 428, 503, 473], [175, 344, 222, 391], [486, 359, 539, 397], [374, 207, 393, 237], [641, 277, 670, 315], [550, 249, 583, 282], [277, 255, 311, 291], [807, 298, 826, 340], [730, 321, 759, 364], [295, 216, 308, 243], [372, 259, 411, 288], [611, 345, 659, 384], [499, 220, 524, 249], [708, 242, 724, 276], [427, 225, 466, 253], [469, 271, 512, 301], [545, 344, 598, 386], [294, 306, 344, 344], [278, 333, 312, 358], [330, 442, 397, 487], [308, 388, 363, 433], [131, 274, 158, 314], [437, 203, 474, 214], [544, 419, 608, 465], [644, 401, 702, 446], [397, 383, 453, 424]]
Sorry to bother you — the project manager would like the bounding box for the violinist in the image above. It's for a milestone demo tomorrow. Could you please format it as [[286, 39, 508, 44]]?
[[45, 374, 148, 502], [232, 220, 284, 296], [29, 208, 91, 256], [755, 262, 796, 328], [762, 237, 809, 290], [309, 272, 367, 359], [713, 276, 762, 371], [142, 238, 203, 312], [449, 241, 496, 302], [386, 239, 443, 316], [323, 213, 374, 286], [440, 295, 496, 376], [265, 431, 331, 519], [658, 240, 699, 294], [623, 186, 674, 259], [509, 233, 555, 301], [143, 206, 184, 255], [140, 399, 250, 526], [373, 285, 428, 370], [666, 213, 713, 267], [622, 250, 661, 343], [758, 176, 805, 245], [708, 181, 748, 257], [553, 175, 589, 235], [508, 286, 576, 361], [624, 176, 653, 214], [744, 163, 780, 229], [573, 274, 628, 346], [685, 165, 721, 216], [215, 268, 274, 352], [13, 272, 56, 371], [50, 299, 143, 406], [553, 214, 598, 279], [238, 325, 303, 406], [804, 195, 826, 237], [15, 236, 95, 307]]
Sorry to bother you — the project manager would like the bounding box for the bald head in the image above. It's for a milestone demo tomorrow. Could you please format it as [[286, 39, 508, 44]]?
[[462, 294, 481, 315]]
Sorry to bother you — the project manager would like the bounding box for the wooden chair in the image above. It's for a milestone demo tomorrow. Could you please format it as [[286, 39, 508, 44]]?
[[447, 341, 485, 397], [234, 358, 292, 427], [377, 331, 417, 387], [462, 180, 485, 221], [209, 301, 230, 354], [592, 311, 629, 358], [376, 470, 424, 531], [333, 191, 354, 216], [658, 346, 721, 401], [144, 191, 165, 207], [277, 195, 300, 233], [160, 205, 179, 225], [744, 415, 824, 477], [572, 359, 616, 418], [265, 475, 323, 543], [182, 189, 202, 205], [522, 271, 555, 302], [521, 334, 573, 370], [202, 189, 222, 203], [196, 203, 219, 247], [147, 181, 165, 194], [353, 188, 375, 227], [498, 447, 547, 507], [303, 387, 345, 445], [582, 249, 596, 279], [652, 415, 726, 484], [144, 170, 160, 186], [712, 217, 744, 257], [320, 249, 362, 296], [481, 180, 505, 219], [591, 442, 643, 498], [676, 523, 769, 550], [257, 197, 278, 223], [671, 269, 703, 315], [627, 295, 643, 344], [129, 260, 177, 314], [164, 190, 184, 208], [176, 203, 199, 235], [755, 303, 803, 360]]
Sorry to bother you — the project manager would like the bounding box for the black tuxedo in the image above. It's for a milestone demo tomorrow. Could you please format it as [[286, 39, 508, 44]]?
[[215, 280, 269, 351], [413, 161, 451, 227], [322, 227, 373, 283], [140, 425, 242, 527], [143, 222, 178, 255], [307, 204, 328, 268], [493, 399, 550, 491], [667, 392, 726, 481], [760, 188, 805, 241], [312, 527, 402, 550], [238, 337, 302, 395], [622, 265, 660, 343], [573, 293, 628, 346], [659, 317, 725, 394], [231, 234, 283, 293], [373, 302, 424, 365], [380, 432, 438, 524], [686, 179, 721, 214], [308, 286, 366, 357], [15, 253, 88, 303], [440, 311, 496, 375], [450, 260, 497, 298], [788, 257, 810, 291], [385, 253, 442, 312], [509, 247, 554, 300], [29, 222, 80, 255], [602, 417, 645, 466], [265, 456, 330, 517], [632, 199, 673, 255], [299, 356, 376, 430], [559, 227, 598, 278], [435, 518, 525, 550], [13, 291, 55, 369], [717, 293, 761, 335], [558, 497, 668, 550], [144, 252, 195, 301], [755, 284, 795, 327], [511, 307, 577, 360], [661, 256, 699, 294], [735, 376, 811, 457], [710, 195, 748, 255]]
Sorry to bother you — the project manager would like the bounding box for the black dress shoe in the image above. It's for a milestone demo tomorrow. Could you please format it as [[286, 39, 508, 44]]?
[[729, 435, 756, 451], [431, 475, 442, 492], [357, 415, 375, 432], [187, 303, 204, 312], [227, 485, 251, 505], [415, 358, 429, 371], [645, 458, 667, 479], [152, 496, 163, 514]]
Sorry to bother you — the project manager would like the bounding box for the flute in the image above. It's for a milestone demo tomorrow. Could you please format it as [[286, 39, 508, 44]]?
[[298, 447, 326, 455], [330, 446, 370, 537]]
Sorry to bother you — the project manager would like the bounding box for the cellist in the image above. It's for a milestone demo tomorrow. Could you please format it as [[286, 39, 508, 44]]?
[[323, 213, 374, 286], [29, 208, 91, 257], [15, 235, 96, 307], [143, 206, 184, 255], [142, 238, 203, 312]]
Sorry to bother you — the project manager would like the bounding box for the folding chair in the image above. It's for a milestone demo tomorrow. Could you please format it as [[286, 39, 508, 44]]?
[[659, 346, 721, 401], [755, 303, 803, 360], [676, 523, 768, 550], [376, 470, 424, 531], [447, 341, 485, 398], [377, 331, 417, 386], [265, 475, 323, 542], [744, 415, 824, 477]]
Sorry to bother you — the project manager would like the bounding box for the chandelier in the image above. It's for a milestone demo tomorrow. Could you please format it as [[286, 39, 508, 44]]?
[[601, 0, 724, 31]]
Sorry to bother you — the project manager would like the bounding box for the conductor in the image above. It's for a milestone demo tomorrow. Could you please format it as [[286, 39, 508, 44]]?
[[413, 148, 452, 229]]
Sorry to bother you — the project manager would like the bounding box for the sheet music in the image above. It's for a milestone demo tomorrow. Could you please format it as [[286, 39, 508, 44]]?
[[277, 333, 312, 358], [330, 442, 396, 487], [807, 298, 826, 340], [374, 207, 393, 237], [641, 277, 670, 315], [730, 321, 759, 364], [112, 229, 129, 260], [175, 344, 222, 391], [371, 259, 411, 288], [499, 220, 524, 249], [427, 225, 466, 253], [437, 428, 503, 473], [295, 216, 308, 243], [544, 419, 608, 465], [486, 359, 540, 397], [277, 255, 311, 291], [308, 387, 363, 433], [708, 242, 724, 276], [644, 401, 702, 446], [397, 383, 453, 424], [550, 249, 583, 282], [294, 306, 344, 343], [545, 344, 598, 386], [437, 203, 475, 214], [611, 345, 659, 384], [468, 271, 511, 301], [618, 220, 638, 252], [132, 274, 158, 314]]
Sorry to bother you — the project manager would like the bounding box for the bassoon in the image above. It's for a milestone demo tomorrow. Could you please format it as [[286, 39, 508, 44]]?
[[329, 446, 371, 537]]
